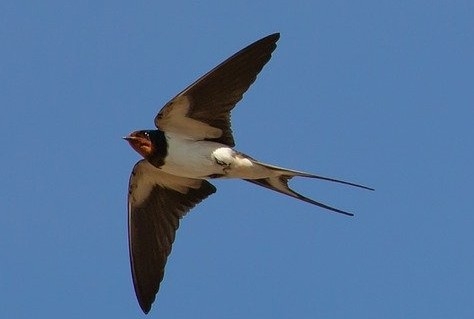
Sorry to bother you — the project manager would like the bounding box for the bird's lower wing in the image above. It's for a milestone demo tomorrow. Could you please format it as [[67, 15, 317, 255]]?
[[128, 160, 216, 313]]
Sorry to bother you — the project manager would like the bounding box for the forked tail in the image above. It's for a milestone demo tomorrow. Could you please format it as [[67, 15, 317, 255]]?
[[245, 161, 374, 216]]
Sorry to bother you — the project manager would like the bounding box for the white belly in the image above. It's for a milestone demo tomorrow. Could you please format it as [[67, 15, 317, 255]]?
[[161, 133, 273, 179], [162, 135, 223, 178]]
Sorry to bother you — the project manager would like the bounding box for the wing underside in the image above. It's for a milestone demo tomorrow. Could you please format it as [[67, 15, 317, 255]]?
[[128, 160, 216, 313], [155, 33, 280, 146]]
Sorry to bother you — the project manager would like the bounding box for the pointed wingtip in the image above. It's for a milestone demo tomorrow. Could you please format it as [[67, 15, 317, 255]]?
[[269, 32, 280, 39]]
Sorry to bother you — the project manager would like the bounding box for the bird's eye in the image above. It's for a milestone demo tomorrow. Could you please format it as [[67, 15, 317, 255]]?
[[144, 132, 150, 138]]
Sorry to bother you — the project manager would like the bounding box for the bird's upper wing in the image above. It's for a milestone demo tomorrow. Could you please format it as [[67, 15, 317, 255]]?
[[128, 160, 216, 314], [155, 33, 280, 146]]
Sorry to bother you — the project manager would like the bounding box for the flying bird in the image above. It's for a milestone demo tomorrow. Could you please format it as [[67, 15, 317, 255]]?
[[124, 33, 373, 314]]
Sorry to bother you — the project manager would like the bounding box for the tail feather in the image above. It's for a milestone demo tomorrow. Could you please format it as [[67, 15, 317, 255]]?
[[244, 177, 354, 216], [245, 161, 374, 216], [253, 160, 374, 191]]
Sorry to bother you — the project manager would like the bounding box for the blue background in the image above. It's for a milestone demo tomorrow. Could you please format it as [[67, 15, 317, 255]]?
[[2, 1, 473, 318]]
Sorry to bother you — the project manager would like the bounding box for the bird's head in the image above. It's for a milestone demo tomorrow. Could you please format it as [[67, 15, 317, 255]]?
[[123, 130, 155, 159]]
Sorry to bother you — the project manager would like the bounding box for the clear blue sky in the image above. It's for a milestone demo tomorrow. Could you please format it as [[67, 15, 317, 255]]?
[[2, 1, 473, 318]]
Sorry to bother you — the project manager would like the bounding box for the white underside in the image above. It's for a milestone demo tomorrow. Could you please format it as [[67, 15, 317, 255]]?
[[161, 133, 276, 179]]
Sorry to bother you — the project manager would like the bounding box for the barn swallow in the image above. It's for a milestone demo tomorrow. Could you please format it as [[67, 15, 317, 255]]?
[[124, 33, 373, 314]]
